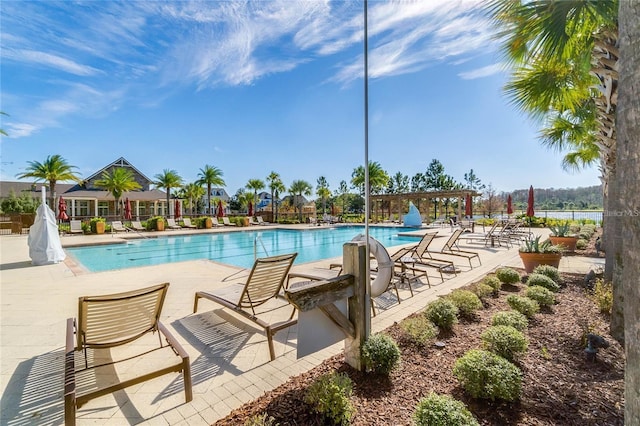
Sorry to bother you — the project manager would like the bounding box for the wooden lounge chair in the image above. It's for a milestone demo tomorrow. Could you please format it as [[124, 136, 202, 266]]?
[[256, 216, 269, 225], [111, 220, 128, 233], [248, 217, 259, 225], [69, 220, 83, 235], [193, 253, 298, 361], [64, 283, 192, 425], [222, 217, 236, 226], [439, 229, 481, 268], [211, 217, 223, 227], [182, 218, 197, 229], [130, 220, 145, 231], [166, 218, 182, 229]]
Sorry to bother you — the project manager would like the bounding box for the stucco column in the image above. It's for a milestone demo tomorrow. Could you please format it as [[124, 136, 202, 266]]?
[[94, 199, 98, 217], [135, 200, 140, 220], [71, 199, 76, 219]]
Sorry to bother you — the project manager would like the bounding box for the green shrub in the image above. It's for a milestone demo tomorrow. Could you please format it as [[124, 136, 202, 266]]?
[[526, 273, 560, 292], [413, 393, 479, 426], [481, 325, 529, 361], [400, 315, 439, 346], [472, 283, 494, 300], [446, 290, 483, 318], [531, 265, 561, 284], [244, 413, 279, 426], [491, 311, 528, 331], [361, 333, 401, 375], [304, 372, 354, 425], [506, 295, 540, 318], [424, 299, 458, 330], [590, 279, 613, 314], [496, 267, 520, 284], [576, 239, 588, 250], [453, 349, 522, 401], [525, 285, 556, 308], [482, 276, 502, 295]]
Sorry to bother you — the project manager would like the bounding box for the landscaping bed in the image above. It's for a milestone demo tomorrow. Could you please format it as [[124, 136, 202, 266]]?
[[215, 269, 624, 425]]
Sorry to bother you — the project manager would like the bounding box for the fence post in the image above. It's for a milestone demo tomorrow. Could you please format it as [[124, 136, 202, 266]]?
[[342, 241, 370, 371]]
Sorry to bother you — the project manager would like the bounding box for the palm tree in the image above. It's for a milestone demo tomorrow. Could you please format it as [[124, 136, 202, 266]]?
[[289, 180, 312, 222], [267, 171, 284, 223], [246, 179, 265, 218], [181, 182, 205, 215], [351, 161, 389, 219], [16, 154, 81, 208], [618, 0, 640, 413], [153, 169, 183, 218], [487, 0, 622, 339], [196, 165, 225, 216], [316, 176, 330, 214], [94, 168, 142, 217]]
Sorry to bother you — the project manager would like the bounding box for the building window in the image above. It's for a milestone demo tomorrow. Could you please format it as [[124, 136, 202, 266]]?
[[98, 201, 109, 217], [75, 201, 89, 217]]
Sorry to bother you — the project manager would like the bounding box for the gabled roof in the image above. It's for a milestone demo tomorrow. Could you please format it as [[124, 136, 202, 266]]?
[[84, 157, 153, 184]]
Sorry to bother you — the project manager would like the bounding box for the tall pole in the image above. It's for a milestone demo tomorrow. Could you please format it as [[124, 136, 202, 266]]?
[[363, 0, 370, 276]]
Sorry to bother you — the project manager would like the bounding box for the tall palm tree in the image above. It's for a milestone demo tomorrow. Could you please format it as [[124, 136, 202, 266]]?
[[267, 171, 284, 223], [618, 0, 640, 414], [316, 176, 330, 214], [153, 169, 183, 218], [94, 168, 142, 217], [181, 182, 205, 215], [289, 180, 312, 222], [246, 179, 265, 218], [487, 0, 622, 339], [16, 154, 81, 208], [196, 165, 225, 216], [336, 180, 349, 216], [351, 161, 389, 219]]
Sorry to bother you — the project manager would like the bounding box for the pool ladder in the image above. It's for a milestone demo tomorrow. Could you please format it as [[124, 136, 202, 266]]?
[[254, 235, 269, 259]]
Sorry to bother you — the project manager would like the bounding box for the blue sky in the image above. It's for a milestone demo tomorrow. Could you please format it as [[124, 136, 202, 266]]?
[[0, 0, 601, 197]]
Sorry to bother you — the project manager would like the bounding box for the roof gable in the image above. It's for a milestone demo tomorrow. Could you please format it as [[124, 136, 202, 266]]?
[[84, 157, 153, 190]]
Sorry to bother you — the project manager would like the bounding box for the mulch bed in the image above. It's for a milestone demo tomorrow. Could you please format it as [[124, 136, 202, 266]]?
[[216, 247, 623, 425]]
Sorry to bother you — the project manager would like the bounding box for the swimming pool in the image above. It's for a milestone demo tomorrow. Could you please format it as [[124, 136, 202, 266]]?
[[66, 226, 421, 272]]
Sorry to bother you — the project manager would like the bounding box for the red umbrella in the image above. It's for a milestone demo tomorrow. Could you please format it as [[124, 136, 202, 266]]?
[[217, 200, 224, 218], [124, 198, 132, 220], [526, 186, 535, 217], [507, 194, 513, 215], [331, 203, 336, 216], [465, 193, 472, 218], [57, 196, 69, 221], [248, 201, 253, 217], [175, 199, 181, 219]]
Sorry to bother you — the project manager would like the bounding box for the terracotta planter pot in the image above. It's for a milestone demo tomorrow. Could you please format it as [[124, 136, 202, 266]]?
[[204, 217, 212, 229], [95, 221, 105, 234], [155, 220, 165, 231], [549, 236, 578, 253], [519, 251, 562, 274]]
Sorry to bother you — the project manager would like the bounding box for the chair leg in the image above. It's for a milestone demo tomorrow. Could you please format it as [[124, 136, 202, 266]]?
[[266, 328, 276, 361], [193, 294, 200, 313], [182, 358, 193, 402]]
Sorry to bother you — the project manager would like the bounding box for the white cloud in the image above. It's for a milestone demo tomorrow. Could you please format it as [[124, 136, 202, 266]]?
[[458, 63, 505, 80], [4, 49, 99, 76], [3, 123, 38, 138]]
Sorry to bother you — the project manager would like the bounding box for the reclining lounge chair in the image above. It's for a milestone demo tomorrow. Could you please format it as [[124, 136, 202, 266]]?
[[64, 283, 192, 425], [193, 253, 298, 361]]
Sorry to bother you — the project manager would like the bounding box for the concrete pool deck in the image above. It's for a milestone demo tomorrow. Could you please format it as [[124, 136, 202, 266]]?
[[0, 224, 604, 425]]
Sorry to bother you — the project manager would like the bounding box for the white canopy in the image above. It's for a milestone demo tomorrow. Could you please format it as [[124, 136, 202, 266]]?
[[27, 188, 66, 265]]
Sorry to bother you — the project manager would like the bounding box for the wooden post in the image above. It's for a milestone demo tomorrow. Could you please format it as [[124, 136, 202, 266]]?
[[342, 241, 370, 371]]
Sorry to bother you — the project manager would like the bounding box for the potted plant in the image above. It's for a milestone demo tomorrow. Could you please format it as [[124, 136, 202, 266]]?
[[90, 217, 106, 234], [519, 236, 563, 273], [548, 221, 579, 252], [148, 216, 165, 231]]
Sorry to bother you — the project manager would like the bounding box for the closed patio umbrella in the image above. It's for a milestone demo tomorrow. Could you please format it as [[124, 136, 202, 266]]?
[[526, 186, 535, 236], [465, 194, 472, 218], [175, 199, 181, 219], [57, 196, 69, 221], [124, 198, 132, 220], [217, 200, 224, 218], [507, 194, 513, 216]]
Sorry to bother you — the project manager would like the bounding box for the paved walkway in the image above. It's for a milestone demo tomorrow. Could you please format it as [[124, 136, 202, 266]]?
[[0, 224, 601, 425]]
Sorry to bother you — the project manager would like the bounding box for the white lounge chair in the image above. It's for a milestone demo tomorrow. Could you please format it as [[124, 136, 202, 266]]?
[[222, 217, 236, 226], [182, 218, 197, 229], [111, 221, 128, 233], [166, 218, 182, 230], [256, 216, 269, 225], [130, 221, 146, 232], [69, 220, 83, 235]]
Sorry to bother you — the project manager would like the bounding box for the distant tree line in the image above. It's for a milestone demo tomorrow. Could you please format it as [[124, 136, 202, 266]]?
[[502, 185, 603, 211]]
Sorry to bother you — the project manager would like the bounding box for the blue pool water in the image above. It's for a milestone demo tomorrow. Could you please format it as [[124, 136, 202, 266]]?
[[67, 226, 420, 272]]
